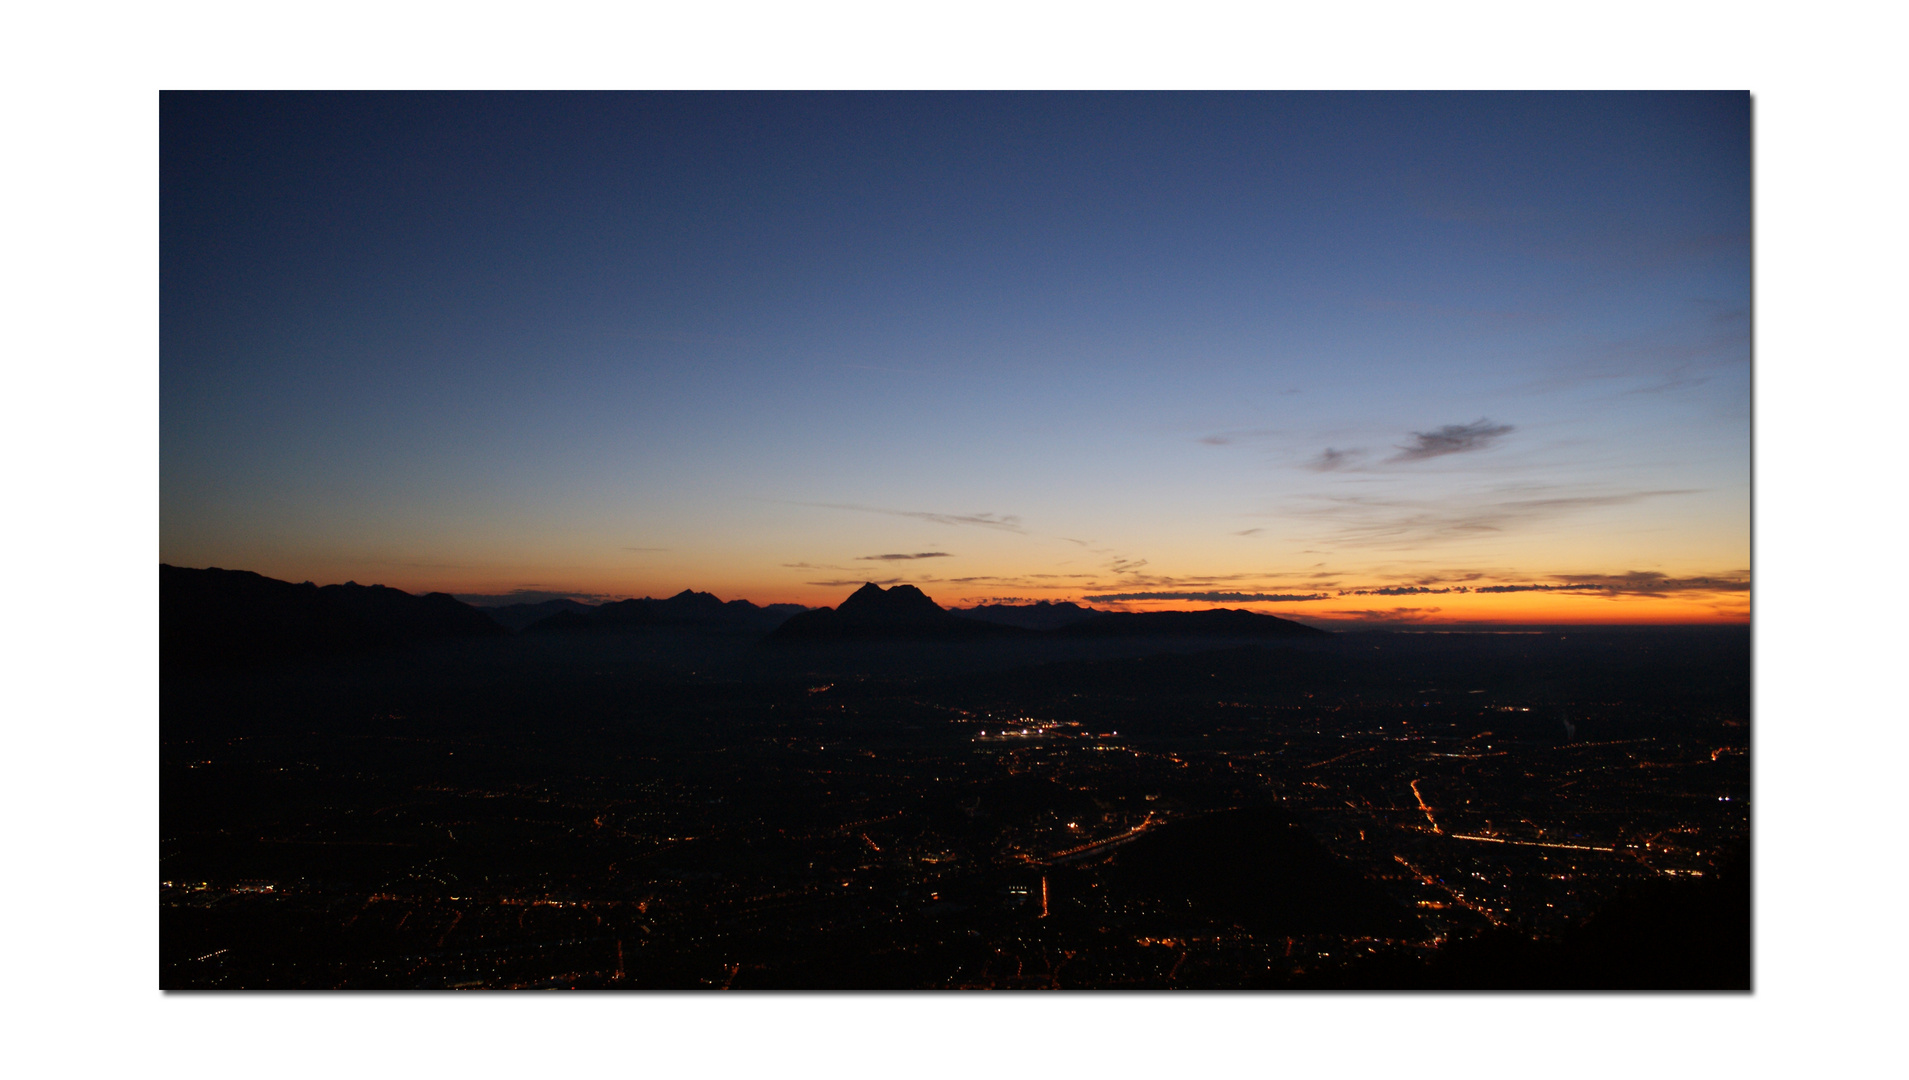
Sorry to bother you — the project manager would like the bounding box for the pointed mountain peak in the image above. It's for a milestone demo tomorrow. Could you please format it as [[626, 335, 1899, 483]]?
[[767, 580, 1012, 641]]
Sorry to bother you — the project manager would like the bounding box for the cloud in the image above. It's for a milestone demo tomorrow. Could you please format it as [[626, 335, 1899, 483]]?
[[805, 578, 902, 588], [1421, 573, 1487, 584], [1516, 303, 1750, 398], [1199, 428, 1280, 446], [1106, 557, 1150, 574], [1530, 572, 1750, 596], [1081, 591, 1329, 603], [793, 502, 1026, 533], [857, 552, 952, 561], [1319, 607, 1443, 622], [1232, 528, 1264, 537], [1289, 487, 1698, 549], [1072, 570, 1311, 592], [1332, 572, 1748, 598], [1386, 419, 1514, 463], [1307, 447, 1363, 472]]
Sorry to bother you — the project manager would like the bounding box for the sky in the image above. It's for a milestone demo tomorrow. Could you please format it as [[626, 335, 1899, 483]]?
[[161, 92, 1750, 624]]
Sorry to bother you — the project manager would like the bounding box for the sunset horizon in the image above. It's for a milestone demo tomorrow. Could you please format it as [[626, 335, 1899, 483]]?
[[163, 93, 1748, 628]]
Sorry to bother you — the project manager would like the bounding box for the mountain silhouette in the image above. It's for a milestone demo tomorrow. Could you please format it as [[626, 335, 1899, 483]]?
[[524, 589, 805, 635], [768, 583, 1022, 642], [165, 567, 1326, 671], [951, 600, 1107, 631], [162, 564, 506, 670]]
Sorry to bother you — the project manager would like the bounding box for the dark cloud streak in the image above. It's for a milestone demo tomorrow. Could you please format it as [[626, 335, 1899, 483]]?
[[1307, 447, 1360, 471], [1291, 488, 1699, 548], [1081, 590, 1328, 603], [856, 552, 952, 561], [792, 502, 1025, 533], [1386, 419, 1514, 463]]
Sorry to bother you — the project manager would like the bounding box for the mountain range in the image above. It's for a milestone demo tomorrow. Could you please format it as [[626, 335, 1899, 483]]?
[[523, 590, 807, 635], [771, 582, 1324, 642], [162, 567, 1326, 671]]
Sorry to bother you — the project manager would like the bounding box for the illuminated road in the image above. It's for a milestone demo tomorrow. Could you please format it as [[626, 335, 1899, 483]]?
[[1306, 747, 1376, 770], [1040, 814, 1158, 865], [1447, 833, 1615, 853], [1393, 854, 1501, 927], [1410, 780, 1441, 833]]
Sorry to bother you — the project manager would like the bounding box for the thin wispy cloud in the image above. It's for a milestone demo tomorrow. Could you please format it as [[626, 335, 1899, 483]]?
[[1514, 302, 1751, 398], [1386, 419, 1514, 463], [1198, 428, 1280, 446], [857, 552, 952, 561], [793, 502, 1026, 533], [1320, 607, 1443, 622], [1081, 590, 1328, 603], [1328, 570, 1748, 601], [1288, 487, 1698, 549], [1073, 570, 1314, 592], [1475, 572, 1749, 596]]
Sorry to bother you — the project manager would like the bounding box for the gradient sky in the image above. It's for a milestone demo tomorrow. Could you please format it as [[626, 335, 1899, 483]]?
[[161, 92, 1749, 623]]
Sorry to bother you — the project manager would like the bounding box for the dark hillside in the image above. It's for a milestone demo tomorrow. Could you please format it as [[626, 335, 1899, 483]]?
[[1103, 806, 1420, 938], [952, 601, 1108, 630], [161, 565, 505, 672], [1055, 608, 1325, 639], [474, 597, 596, 631]]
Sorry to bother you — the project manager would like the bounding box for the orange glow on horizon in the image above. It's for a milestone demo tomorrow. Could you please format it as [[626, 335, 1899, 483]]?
[[1100, 588, 1748, 626], [210, 560, 1746, 626]]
